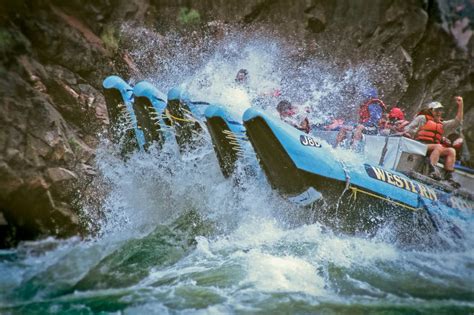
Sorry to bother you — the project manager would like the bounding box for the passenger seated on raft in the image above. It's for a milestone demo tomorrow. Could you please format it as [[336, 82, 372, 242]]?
[[379, 107, 410, 135], [446, 131, 471, 167], [276, 100, 310, 133], [334, 89, 386, 148], [442, 132, 466, 165], [403, 96, 464, 188]]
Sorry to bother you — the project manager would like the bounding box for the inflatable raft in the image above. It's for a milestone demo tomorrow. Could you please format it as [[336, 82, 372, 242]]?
[[103, 76, 473, 241], [239, 108, 474, 234]]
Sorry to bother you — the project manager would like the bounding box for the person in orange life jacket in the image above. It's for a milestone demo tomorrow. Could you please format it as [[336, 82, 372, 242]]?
[[379, 107, 410, 135], [335, 89, 386, 147], [276, 100, 311, 133], [404, 96, 464, 187]]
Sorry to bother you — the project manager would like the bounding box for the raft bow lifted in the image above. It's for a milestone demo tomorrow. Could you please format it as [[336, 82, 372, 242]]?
[[102, 75, 473, 239], [241, 108, 473, 232]]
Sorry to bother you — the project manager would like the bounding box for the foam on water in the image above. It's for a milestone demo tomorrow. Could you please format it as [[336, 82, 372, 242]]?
[[244, 251, 325, 296]]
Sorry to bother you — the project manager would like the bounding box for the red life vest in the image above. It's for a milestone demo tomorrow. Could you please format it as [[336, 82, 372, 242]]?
[[415, 114, 443, 143], [358, 98, 386, 123]]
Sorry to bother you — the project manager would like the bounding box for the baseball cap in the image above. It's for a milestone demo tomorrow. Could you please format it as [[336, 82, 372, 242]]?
[[428, 101, 444, 110]]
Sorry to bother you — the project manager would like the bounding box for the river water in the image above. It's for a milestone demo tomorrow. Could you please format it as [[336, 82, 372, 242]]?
[[1, 30, 473, 314], [0, 143, 473, 314]]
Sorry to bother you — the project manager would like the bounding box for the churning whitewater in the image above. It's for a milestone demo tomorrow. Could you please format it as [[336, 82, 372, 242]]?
[[1, 30, 473, 314]]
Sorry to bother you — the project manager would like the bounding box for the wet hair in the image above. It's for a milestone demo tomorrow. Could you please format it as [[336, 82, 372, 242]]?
[[418, 108, 432, 116], [276, 100, 292, 113], [237, 69, 248, 76], [235, 69, 248, 82]]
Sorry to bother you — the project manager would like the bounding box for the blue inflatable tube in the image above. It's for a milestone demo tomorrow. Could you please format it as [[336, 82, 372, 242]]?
[[133, 81, 170, 149], [166, 87, 209, 152], [102, 75, 145, 151], [205, 105, 257, 178]]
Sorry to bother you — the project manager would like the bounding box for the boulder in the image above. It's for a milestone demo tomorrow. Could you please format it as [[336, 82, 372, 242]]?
[[46, 167, 78, 183], [0, 161, 24, 199]]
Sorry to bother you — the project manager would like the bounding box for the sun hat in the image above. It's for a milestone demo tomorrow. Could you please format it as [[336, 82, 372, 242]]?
[[428, 101, 444, 110]]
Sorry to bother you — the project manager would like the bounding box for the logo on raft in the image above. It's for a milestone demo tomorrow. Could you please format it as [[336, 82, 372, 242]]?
[[364, 164, 437, 201], [300, 135, 321, 147]]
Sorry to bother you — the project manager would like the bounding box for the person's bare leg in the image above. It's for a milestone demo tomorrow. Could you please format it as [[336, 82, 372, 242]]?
[[442, 147, 456, 171], [440, 147, 460, 187], [426, 144, 443, 166], [351, 125, 364, 148], [335, 128, 348, 147], [426, 144, 443, 180]]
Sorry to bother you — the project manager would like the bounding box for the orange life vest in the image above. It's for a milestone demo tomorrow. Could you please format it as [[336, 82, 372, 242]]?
[[415, 114, 443, 143]]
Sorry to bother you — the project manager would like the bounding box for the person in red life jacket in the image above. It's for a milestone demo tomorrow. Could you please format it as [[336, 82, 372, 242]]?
[[335, 88, 386, 147], [276, 100, 310, 133], [380, 107, 410, 135], [404, 96, 464, 187]]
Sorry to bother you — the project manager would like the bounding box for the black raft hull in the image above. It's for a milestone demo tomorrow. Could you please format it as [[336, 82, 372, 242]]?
[[206, 116, 241, 179]]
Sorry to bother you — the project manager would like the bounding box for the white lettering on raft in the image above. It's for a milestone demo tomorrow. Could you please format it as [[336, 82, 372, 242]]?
[[367, 165, 437, 201]]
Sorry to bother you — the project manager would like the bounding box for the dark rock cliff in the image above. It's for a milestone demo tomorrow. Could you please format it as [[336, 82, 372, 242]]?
[[0, 0, 472, 247]]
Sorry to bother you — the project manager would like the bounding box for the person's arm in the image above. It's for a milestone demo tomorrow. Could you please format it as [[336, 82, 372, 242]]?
[[442, 119, 462, 135], [403, 115, 425, 137], [299, 117, 310, 133], [443, 96, 464, 134], [455, 96, 464, 122]]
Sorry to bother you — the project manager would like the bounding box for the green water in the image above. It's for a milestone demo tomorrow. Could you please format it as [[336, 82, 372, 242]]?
[[1, 210, 473, 314], [1, 111, 472, 315]]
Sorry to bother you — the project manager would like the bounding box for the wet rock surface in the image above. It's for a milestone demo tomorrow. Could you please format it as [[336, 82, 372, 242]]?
[[0, 0, 129, 247], [0, 0, 472, 247]]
